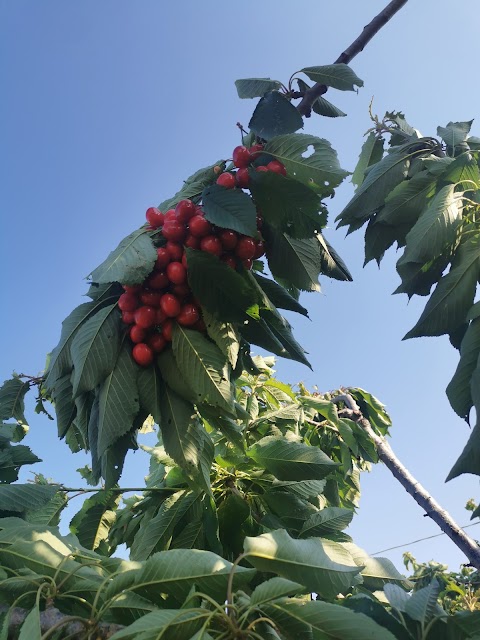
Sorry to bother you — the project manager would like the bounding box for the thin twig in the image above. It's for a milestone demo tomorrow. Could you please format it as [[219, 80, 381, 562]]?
[[297, 0, 410, 116], [332, 393, 480, 570]]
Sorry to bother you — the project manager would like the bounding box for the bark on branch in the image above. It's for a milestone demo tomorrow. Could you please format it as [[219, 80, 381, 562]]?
[[332, 394, 480, 570], [297, 0, 409, 116]]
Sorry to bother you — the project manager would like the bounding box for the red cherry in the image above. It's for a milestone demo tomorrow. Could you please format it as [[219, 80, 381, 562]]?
[[160, 293, 181, 318], [134, 306, 157, 329], [145, 207, 165, 229], [177, 303, 200, 327], [216, 173, 236, 189], [242, 258, 253, 270], [267, 160, 287, 176], [132, 343, 154, 367], [188, 215, 212, 238], [184, 234, 200, 249], [256, 166, 268, 173], [162, 221, 186, 242], [232, 146, 252, 168], [175, 199, 196, 223], [219, 230, 238, 251], [236, 168, 250, 189], [123, 284, 142, 294], [130, 324, 148, 344], [200, 235, 223, 256], [166, 261, 187, 285], [171, 283, 190, 300], [221, 254, 237, 269], [253, 240, 265, 259], [194, 205, 204, 215], [165, 241, 183, 261], [155, 247, 171, 270], [122, 310, 135, 325], [162, 319, 174, 341], [155, 308, 167, 325], [140, 290, 161, 307], [118, 293, 139, 312], [148, 333, 167, 353], [164, 209, 177, 222], [249, 144, 264, 158], [235, 237, 256, 260], [193, 317, 207, 333], [147, 271, 169, 290]]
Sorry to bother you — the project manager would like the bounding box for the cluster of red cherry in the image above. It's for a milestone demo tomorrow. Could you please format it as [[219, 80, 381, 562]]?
[[119, 144, 286, 367]]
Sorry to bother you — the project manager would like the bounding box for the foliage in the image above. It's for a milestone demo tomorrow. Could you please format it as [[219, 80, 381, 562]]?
[[337, 111, 480, 489]]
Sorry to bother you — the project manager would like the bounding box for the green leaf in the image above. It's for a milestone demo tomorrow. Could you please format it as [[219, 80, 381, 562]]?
[[137, 363, 163, 425], [395, 252, 450, 299], [317, 234, 353, 281], [351, 133, 384, 189], [264, 228, 321, 292], [312, 96, 346, 118], [69, 490, 119, 550], [447, 317, 480, 420], [109, 609, 206, 640], [158, 385, 213, 492], [51, 373, 76, 438], [342, 542, 409, 590], [270, 599, 397, 640], [384, 583, 410, 612], [45, 297, 118, 390], [403, 235, 480, 339], [376, 171, 437, 226], [158, 161, 226, 212], [130, 491, 201, 560], [343, 595, 413, 640], [447, 357, 480, 480], [261, 309, 311, 368], [202, 309, 240, 368], [364, 220, 407, 266], [157, 350, 196, 404], [250, 577, 305, 606], [244, 530, 361, 598], [202, 183, 257, 236], [186, 248, 261, 321], [247, 435, 338, 480], [264, 133, 349, 192], [298, 396, 339, 425], [337, 149, 412, 229], [398, 184, 463, 266], [105, 548, 255, 604], [441, 151, 480, 187], [437, 120, 473, 148], [0, 484, 60, 513], [70, 304, 122, 397], [18, 606, 41, 640], [90, 228, 157, 286], [0, 442, 41, 484], [235, 77, 283, 99], [25, 490, 67, 526], [0, 378, 30, 426], [301, 64, 364, 91], [253, 273, 309, 316], [300, 507, 353, 538], [405, 578, 444, 624], [97, 343, 140, 456], [172, 325, 234, 413], [249, 170, 326, 238], [249, 91, 303, 141]]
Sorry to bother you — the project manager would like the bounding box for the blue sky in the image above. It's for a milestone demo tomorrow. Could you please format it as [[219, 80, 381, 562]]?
[[2, 0, 480, 571]]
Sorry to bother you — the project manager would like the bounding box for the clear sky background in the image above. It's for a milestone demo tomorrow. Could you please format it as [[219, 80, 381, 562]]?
[[2, 0, 480, 572]]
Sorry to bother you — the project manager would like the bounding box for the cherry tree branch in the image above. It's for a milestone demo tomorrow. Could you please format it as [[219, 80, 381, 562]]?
[[297, 0, 410, 116], [332, 394, 480, 570]]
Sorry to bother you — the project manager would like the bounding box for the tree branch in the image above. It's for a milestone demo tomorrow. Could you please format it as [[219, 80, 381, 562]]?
[[332, 393, 480, 570], [297, 0, 410, 116]]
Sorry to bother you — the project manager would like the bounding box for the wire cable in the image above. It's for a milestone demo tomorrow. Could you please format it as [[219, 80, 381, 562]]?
[[370, 521, 480, 555]]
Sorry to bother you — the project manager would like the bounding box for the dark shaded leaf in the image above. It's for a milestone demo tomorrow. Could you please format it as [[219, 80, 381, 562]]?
[[253, 273, 309, 316], [202, 183, 257, 236], [90, 228, 157, 287], [301, 64, 364, 91], [351, 133, 385, 189], [235, 77, 283, 99], [249, 91, 303, 141], [264, 226, 321, 292], [0, 378, 30, 426], [447, 317, 480, 420], [317, 234, 353, 281]]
